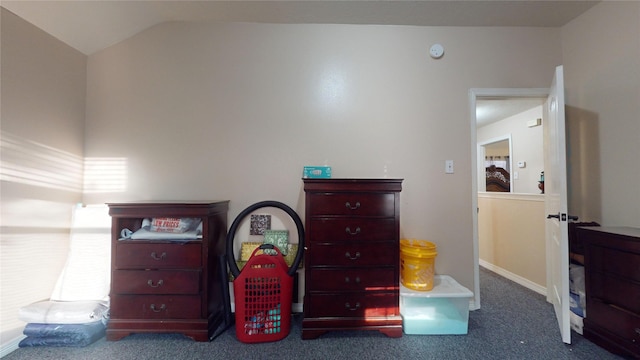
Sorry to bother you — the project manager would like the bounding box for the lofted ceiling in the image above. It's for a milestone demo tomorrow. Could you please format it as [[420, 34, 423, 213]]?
[[3, 0, 599, 56], [2, 1, 597, 125]]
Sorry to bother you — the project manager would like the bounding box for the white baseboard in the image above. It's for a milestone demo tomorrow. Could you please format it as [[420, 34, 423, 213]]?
[[1, 335, 25, 358], [479, 259, 547, 296]]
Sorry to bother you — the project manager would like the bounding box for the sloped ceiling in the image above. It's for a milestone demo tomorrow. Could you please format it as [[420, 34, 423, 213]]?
[[3, 0, 599, 56], [2, 1, 597, 125]]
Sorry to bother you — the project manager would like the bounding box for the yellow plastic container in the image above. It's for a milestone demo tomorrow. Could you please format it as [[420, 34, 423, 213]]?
[[400, 239, 437, 291]]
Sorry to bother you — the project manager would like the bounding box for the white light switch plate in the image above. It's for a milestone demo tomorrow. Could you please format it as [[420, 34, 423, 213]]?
[[445, 160, 454, 174]]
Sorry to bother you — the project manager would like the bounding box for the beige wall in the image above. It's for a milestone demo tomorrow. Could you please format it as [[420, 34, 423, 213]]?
[[0, 8, 87, 346], [478, 193, 546, 291], [83, 22, 563, 305], [562, 1, 640, 226]]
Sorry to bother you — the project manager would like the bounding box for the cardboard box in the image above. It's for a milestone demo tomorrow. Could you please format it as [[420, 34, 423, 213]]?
[[400, 275, 473, 335], [569, 291, 585, 317], [302, 166, 332, 178], [570, 311, 584, 335]]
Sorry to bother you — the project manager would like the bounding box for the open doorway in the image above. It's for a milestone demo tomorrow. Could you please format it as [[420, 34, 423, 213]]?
[[469, 88, 548, 310], [472, 67, 572, 343]]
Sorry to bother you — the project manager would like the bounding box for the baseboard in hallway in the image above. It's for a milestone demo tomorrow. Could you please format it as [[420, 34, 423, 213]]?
[[479, 259, 547, 296]]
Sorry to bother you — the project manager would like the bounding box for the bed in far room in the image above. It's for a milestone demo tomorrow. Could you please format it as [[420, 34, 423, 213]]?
[[485, 165, 510, 192]]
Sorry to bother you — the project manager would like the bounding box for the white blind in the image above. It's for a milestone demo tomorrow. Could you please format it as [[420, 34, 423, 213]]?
[[0, 231, 70, 343]]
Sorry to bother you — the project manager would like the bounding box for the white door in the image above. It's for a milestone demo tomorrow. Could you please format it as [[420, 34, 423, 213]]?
[[544, 65, 571, 344]]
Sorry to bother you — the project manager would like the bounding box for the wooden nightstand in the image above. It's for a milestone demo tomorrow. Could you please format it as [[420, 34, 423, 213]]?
[[578, 226, 640, 358], [106, 201, 231, 341]]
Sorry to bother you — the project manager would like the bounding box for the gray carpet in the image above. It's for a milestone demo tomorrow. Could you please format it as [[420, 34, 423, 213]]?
[[5, 268, 623, 360]]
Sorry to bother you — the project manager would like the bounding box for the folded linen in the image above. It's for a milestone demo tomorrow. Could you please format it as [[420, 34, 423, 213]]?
[[19, 321, 106, 347]]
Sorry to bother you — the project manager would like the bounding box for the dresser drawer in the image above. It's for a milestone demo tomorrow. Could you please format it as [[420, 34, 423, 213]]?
[[112, 270, 201, 295], [306, 293, 399, 318], [307, 242, 397, 267], [587, 299, 640, 346], [308, 219, 396, 243], [308, 268, 396, 292], [115, 242, 201, 269], [588, 245, 640, 282], [588, 273, 640, 314], [111, 294, 201, 319], [307, 193, 395, 217]]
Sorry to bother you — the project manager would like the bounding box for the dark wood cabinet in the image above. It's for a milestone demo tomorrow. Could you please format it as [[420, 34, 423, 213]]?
[[578, 226, 640, 358], [302, 179, 403, 339], [107, 201, 231, 341]]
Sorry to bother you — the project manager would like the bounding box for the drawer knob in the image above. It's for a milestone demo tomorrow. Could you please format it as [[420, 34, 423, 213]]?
[[150, 304, 166, 312], [345, 201, 361, 210], [150, 251, 167, 261], [147, 279, 164, 288], [345, 276, 361, 284], [345, 251, 361, 260], [345, 302, 361, 311], [345, 226, 361, 236]]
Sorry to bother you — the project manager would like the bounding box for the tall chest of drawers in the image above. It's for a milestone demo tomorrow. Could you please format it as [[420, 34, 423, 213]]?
[[578, 226, 640, 358], [302, 179, 403, 339], [107, 201, 231, 341]]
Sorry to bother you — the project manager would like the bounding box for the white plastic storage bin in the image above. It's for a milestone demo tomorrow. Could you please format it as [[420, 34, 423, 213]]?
[[400, 275, 473, 335]]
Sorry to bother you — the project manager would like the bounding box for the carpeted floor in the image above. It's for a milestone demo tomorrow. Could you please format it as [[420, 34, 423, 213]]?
[[5, 268, 623, 360]]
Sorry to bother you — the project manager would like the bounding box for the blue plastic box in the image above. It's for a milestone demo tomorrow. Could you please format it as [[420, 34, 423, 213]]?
[[400, 275, 473, 335]]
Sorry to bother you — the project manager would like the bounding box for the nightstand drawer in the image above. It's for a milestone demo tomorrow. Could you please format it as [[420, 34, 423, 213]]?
[[308, 268, 396, 292], [586, 299, 640, 346], [111, 295, 201, 319], [307, 193, 395, 217], [112, 270, 201, 295], [588, 273, 640, 314], [588, 245, 640, 282], [308, 219, 396, 242], [306, 293, 399, 318], [115, 242, 201, 269], [307, 242, 397, 267]]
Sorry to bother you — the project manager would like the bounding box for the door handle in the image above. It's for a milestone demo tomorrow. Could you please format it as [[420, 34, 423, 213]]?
[[547, 213, 579, 222]]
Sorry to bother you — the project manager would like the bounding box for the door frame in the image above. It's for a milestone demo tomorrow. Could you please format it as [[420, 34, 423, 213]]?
[[469, 88, 549, 310]]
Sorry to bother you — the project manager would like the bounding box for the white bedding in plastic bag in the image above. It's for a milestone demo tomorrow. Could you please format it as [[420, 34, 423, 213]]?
[[19, 300, 109, 325], [19, 204, 111, 326], [123, 218, 203, 240]]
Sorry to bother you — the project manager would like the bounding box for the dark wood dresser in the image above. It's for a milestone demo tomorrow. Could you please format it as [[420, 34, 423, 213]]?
[[302, 178, 403, 339], [578, 226, 640, 358], [106, 201, 231, 341]]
